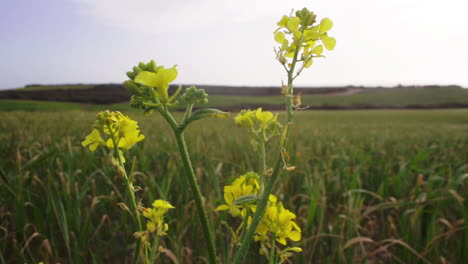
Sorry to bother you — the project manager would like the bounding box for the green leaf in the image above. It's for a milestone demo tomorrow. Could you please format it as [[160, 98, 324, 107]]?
[[304, 59, 313, 68], [319, 18, 333, 33], [321, 35, 336, 50], [182, 108, 229, 129], [274, 32, 286, 44]]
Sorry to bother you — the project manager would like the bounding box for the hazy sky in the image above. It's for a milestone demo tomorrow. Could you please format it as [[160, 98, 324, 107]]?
[[1, 0, 468, 90]]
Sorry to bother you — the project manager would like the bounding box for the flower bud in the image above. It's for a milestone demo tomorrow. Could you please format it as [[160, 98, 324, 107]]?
[[305, 13, 316, 26], [126, 71, 136, 80], [295, 11, 302, 20], [138, 62, 147, 71], [133, 66, 143, 74], [279, 55, 287, 65], [296, 8, 309, 21], [146, 60, 157, 72], [123, 80, 143, 95]]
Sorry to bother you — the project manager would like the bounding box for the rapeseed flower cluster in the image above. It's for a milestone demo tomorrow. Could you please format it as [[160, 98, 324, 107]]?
[[217, 172, 302, 261], [143, 199, 175, 236], [124, 59, 178, 105], [253, 195, 302, 263], [234, 108, 282, 143], [216, 172, 260, 217], [81, 110, 144, 163], [274, 8, 335, 69], [254, 195, 301, 246]]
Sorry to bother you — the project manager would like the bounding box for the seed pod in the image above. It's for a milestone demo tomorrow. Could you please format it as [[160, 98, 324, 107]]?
[[233, 195, 258, 206]]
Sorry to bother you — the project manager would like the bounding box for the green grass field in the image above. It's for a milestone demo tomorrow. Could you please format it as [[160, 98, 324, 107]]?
[[1, 109, 467, 263], [0, 100, 82, 111], [204, 86, 468, 108]]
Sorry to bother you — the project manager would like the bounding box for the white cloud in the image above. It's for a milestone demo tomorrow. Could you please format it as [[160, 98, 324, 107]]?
[[68, 0, 468, 87], [72, 0, 315, 33]]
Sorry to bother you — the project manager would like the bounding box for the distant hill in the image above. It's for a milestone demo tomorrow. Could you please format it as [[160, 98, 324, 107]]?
[[0, 83, 364, 104], [1, 84, 467, 110]]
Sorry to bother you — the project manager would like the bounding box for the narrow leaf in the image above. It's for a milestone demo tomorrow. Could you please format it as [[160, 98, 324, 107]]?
[[182, 108, 229, 129]]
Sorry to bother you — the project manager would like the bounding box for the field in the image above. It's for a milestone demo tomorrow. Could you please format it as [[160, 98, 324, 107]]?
[[1, 109, 467, 263], [2, 85, 468, 110]]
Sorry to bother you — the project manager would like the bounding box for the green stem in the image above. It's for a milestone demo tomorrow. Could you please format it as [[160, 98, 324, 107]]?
[[285, 27, 305, 124], [123, 169, 147, 264], [182, 103, 194, 124], [232, 157, 282, 264], [232, 24, 305, 264], [259, 140, 266, 194], [268, 237, 277, 264], [158, 107, 218, 264], [149, 234, 160, 263], [107, 124, 146, 264]]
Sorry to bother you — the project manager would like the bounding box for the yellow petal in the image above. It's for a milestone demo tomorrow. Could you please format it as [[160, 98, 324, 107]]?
[[277, 15, 289, 27], [286, 17, 300, 33], [215, 205, 230, 211], [81, 129, 105, 151], [321, 35, 336, 50], [319, 18, 333, 33], [288, 247, 302, 252], [288, 230, 301, 241], [277, 237, 287, 245], [274, 31, 286, 44]]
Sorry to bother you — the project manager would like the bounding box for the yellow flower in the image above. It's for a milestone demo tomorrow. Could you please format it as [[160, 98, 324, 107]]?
[[134, 66, 178, 103], [234, 109, 255, 128], [143, 199, 174, 236], [81, 111, 144, 163], [81, 129, 105, 151], [254, 194, 301, 245], [274, 8, 335, 70], [234, 108, 282, 143], [215, 172, 260, 217]]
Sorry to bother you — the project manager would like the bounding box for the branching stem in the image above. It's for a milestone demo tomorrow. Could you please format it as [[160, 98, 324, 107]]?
[[157, 107, 218, 264], [231, 22, 306, 264]]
